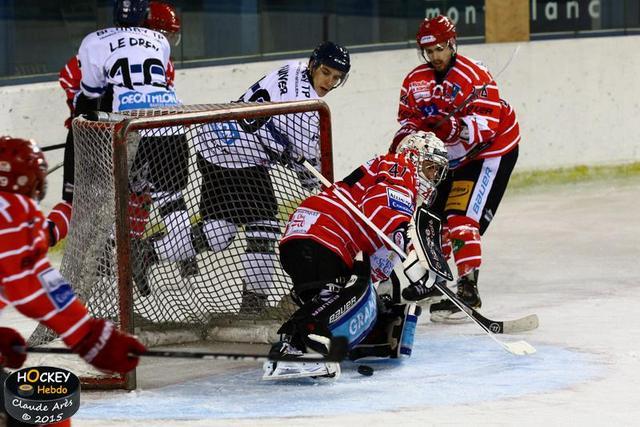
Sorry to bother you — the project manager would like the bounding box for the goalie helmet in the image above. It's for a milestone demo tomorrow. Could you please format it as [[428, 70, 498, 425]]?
[[144, 1, 181, 45], [0, 136, 48, 201], [397, 131, 448, 204], [114, 0, 149, 27], [309, 41, 351, 87], [416, 15, 457, 49]]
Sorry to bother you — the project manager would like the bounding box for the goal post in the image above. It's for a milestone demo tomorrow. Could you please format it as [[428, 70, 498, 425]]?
[[28, 100, 333, 389]]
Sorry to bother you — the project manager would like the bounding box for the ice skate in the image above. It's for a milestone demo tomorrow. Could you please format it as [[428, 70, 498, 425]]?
[[402, 279, 444, 304], [238, 288, 269, 316], [262, 341, 340, 381], [430, 270, 481, 323]]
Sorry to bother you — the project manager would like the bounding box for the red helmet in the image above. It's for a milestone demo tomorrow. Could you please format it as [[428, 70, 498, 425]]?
[[144, 1, 180, 33], [0, 136, 48, 201], [416, 15, 457, 48]]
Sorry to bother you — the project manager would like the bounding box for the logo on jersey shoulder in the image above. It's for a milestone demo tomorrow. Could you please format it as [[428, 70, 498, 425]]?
[[38, 268, 75, 311], [387, 188, 414, 216], [420, 104, 439, 117], [284, 208, 320, 236], [277, 66, 289, 95], [119, 90, 179, 110], [450, 83, 461, 99], [207, 121, 240, 145]]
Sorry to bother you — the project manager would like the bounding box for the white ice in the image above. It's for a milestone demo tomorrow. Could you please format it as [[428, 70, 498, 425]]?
[[3, 176, 639, 426]]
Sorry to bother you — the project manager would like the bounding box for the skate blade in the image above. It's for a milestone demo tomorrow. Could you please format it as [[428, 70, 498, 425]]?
[[262, 361, 341, 381]]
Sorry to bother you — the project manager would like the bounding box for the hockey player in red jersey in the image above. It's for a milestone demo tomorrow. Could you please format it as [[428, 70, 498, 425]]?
[[262, 131, 448, 379], [391, 15, 521, 322], [46, 0, 181, 251], [0, 137, 145, 377]]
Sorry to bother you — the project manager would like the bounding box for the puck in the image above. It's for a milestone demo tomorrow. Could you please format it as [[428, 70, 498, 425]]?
[[357, 365, 374, 376]]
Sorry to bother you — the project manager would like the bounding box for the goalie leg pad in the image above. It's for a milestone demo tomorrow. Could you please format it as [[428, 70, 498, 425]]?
[[349, 302, 420, 360], [277, 271, 377, 354]]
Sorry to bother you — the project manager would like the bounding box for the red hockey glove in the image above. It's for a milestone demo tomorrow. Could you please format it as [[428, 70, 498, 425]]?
[[128, 192, 152, 239], [72, 319, 146, 374], [419, 115, 462, 143], [0, 327, 27, 369]]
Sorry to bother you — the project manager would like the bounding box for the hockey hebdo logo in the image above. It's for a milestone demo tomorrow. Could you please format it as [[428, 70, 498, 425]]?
[[3, 366, 80, 425]]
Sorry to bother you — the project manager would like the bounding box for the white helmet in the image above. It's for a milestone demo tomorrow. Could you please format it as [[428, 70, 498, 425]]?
[[396, 131, 448, 204]]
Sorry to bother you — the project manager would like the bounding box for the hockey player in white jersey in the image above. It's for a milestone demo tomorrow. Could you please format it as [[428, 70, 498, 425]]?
[[76, 0, 195, 293], [77, 0, 179, 112], [132, 42, 351, 311]]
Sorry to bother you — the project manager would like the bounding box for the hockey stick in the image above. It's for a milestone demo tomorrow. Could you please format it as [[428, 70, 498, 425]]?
[[42, 142, 67, 152], [23, 336, 348, 363], [411, 206, 538, 334], [47, 161, 64, 175], [297, 158, 536, 356], [433, 283, 539, 334]]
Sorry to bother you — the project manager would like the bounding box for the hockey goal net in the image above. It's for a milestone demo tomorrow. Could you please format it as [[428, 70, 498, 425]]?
[[28, 100, 333, 389]]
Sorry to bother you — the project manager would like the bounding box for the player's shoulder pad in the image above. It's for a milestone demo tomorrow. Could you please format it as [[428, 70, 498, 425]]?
[[404, 63, 432, 82], [81, 27, 119, 44], [455, 54, 492, 84]]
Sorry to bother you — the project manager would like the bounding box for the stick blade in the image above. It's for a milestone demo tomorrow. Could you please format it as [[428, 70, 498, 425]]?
[[504, 340, 537, 356], [502, 314, 540, 334]]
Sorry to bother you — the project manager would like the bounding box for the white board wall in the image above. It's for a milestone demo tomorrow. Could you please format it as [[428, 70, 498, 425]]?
[[1, 35, 639, 212]]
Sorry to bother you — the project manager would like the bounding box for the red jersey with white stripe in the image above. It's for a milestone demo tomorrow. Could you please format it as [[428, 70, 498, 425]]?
[[281, 153, 418, 268], [0, 191, 90, 348], [59, 56, 82, 129], [397, 53, 520, 169]]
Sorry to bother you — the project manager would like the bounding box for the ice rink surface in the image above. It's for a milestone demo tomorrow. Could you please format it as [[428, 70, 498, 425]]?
[[4, 176, 639, 426]]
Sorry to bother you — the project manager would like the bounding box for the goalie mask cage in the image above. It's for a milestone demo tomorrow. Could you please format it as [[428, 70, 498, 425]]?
[[27, 100, 333, 389]]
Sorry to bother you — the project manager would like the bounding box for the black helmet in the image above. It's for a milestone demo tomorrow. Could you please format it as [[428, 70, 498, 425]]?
[[114, 0, 149, 27], [309, 41, 351, 75]]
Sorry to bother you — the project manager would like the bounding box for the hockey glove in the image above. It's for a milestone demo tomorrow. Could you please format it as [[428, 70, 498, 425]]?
[[0, 327, 27, 369], [420, 115, 462, 143], [402, 249, 429, 285], [72, 318, 146, 374]]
